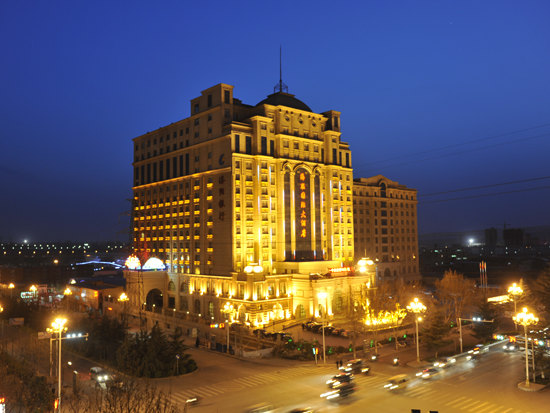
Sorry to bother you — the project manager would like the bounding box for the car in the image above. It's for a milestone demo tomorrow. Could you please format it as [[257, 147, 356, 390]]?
[[89, 367, 110, 383], [416, 368, 441, 379], [503, 342, 518, 351], [339, 329, 351, 338], [305, 321, 320, 331], [434, 356, 456, 368], [253, 329, 267, 337], [331, 328, 343, 336], [246, 403, 275, 413], [288, 408, 315, 413], [473, 344, 489, 354], [311, 324, 324, 333], [326, 373, 354, 388], [340, 359, 370, 375], [384, 374, 409, 390], [323, 326, 335, 335], [320, 383, 355, 400]]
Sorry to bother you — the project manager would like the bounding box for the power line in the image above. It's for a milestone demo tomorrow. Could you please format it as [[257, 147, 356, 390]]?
[[422, 176, 550, 197], [363, 122, 550, 168], [356, 131, 550, 173], [419, 185, 550, 205]]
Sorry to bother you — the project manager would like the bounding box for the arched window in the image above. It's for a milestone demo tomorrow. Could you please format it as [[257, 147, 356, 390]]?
[[295, 304, 306, 319], [168, 281, 175, 292], [180, 280, 189, 293], [208, 301, 214, 318], [380, 182, 387, 198]]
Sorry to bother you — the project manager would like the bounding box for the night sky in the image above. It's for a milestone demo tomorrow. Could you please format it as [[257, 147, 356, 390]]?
[[2, 1, 550, 242]]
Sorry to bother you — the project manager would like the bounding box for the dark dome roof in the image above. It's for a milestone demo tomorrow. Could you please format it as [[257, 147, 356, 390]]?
[[256, 92, 312, 112]]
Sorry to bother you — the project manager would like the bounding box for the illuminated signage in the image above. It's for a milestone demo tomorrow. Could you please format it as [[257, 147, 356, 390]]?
[[329, 267, 352, 274], [299, 172, 308, 238], [487, 295, 510, 303]]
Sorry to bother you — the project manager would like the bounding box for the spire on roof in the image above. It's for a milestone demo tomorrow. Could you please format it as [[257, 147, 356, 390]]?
[[274, 46, 288, 93]]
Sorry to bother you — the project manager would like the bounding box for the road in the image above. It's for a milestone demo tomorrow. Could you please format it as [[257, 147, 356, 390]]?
[[162, 345, 548, 412]]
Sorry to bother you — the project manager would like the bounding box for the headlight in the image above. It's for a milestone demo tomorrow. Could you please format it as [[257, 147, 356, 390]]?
[[384, 383, 391, 388], [416, 372, 422, 376], [422, 373, 429, 378], [326, 379, 333, 384]]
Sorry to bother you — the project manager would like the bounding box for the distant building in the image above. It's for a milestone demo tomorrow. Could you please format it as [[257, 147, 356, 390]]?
[[484, 227, 498, 248], [128, 83, 374, 329], [352, 176, 419, 280], [503, 228, 524, 248]]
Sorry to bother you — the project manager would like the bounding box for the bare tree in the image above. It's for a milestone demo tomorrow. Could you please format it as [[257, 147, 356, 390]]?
[[435, 270, 477, 328], [63, 375, 183, 413]]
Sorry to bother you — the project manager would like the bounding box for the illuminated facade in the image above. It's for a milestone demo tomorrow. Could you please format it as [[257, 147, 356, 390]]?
[[352, 175, 419, 280], [128, 83, 368, 327]]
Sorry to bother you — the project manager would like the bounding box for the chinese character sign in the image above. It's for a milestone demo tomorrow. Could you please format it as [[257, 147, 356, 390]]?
[[295, 169, 312, 260]]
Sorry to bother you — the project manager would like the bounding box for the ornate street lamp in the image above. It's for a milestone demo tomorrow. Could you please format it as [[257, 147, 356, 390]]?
[[508, 283, 523, 330], [513, 307, 538, 387], [47, 318, 68, 411], [407, 298, 427, 363], [317, 292, 328, 364]]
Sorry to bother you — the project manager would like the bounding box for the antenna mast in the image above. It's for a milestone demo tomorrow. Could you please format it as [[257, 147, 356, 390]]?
[[274, 46, 288, 93]]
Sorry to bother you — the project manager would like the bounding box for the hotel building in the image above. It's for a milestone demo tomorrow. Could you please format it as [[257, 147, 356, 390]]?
[[352, 175, 419, 280], [127, 83, 373, 328]]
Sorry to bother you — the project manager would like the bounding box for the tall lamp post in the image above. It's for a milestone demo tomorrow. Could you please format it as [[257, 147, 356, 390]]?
[[407, 298, 426, 363], [222, 302, 234, 354], [48, 318, 67, 411], [513, 307, 538, 387], [317, 292, 328, 364], [508, 283, 523, 330], [118, 292, 129, 328]]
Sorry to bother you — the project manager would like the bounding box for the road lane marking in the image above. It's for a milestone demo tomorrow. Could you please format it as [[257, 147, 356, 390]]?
[[445, 396, 468, 406], [460, 400, 486, 410], [465, 401, 489, 411], [475, 404, 499, 413]]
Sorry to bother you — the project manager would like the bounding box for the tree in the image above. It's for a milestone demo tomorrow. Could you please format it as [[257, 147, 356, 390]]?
[[435, 270, 476, 328], [472, 301, 498, 343], [63, 376, 182, 413], [527, 272, 550, 324], [421, 307, 452, 357]]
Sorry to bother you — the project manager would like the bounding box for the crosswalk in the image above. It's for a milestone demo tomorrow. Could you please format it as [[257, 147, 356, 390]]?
[[170, 365, 334, 405], [170, 368, 534, 413]]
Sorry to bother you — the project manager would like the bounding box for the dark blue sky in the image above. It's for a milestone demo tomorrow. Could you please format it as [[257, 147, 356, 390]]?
[[2, 1, 550, 242]]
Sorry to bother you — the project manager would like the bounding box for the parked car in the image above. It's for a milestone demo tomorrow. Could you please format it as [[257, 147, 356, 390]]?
[[322, 326, 335, 335], [331, 328, 343, 336], [339, 329, 351, 338]]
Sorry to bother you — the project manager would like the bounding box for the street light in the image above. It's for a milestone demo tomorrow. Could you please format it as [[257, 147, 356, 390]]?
[[8, 283, 14, 299], [513, 307, 538, 387], [222, 302, 234, 354], [48, 318, 67, 411], [317, 292, 328, 364], [118, 292, 129, 327], [508, 283, 523, 330], [407, 297, 426, 363], [458, 317, 493, 353]]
